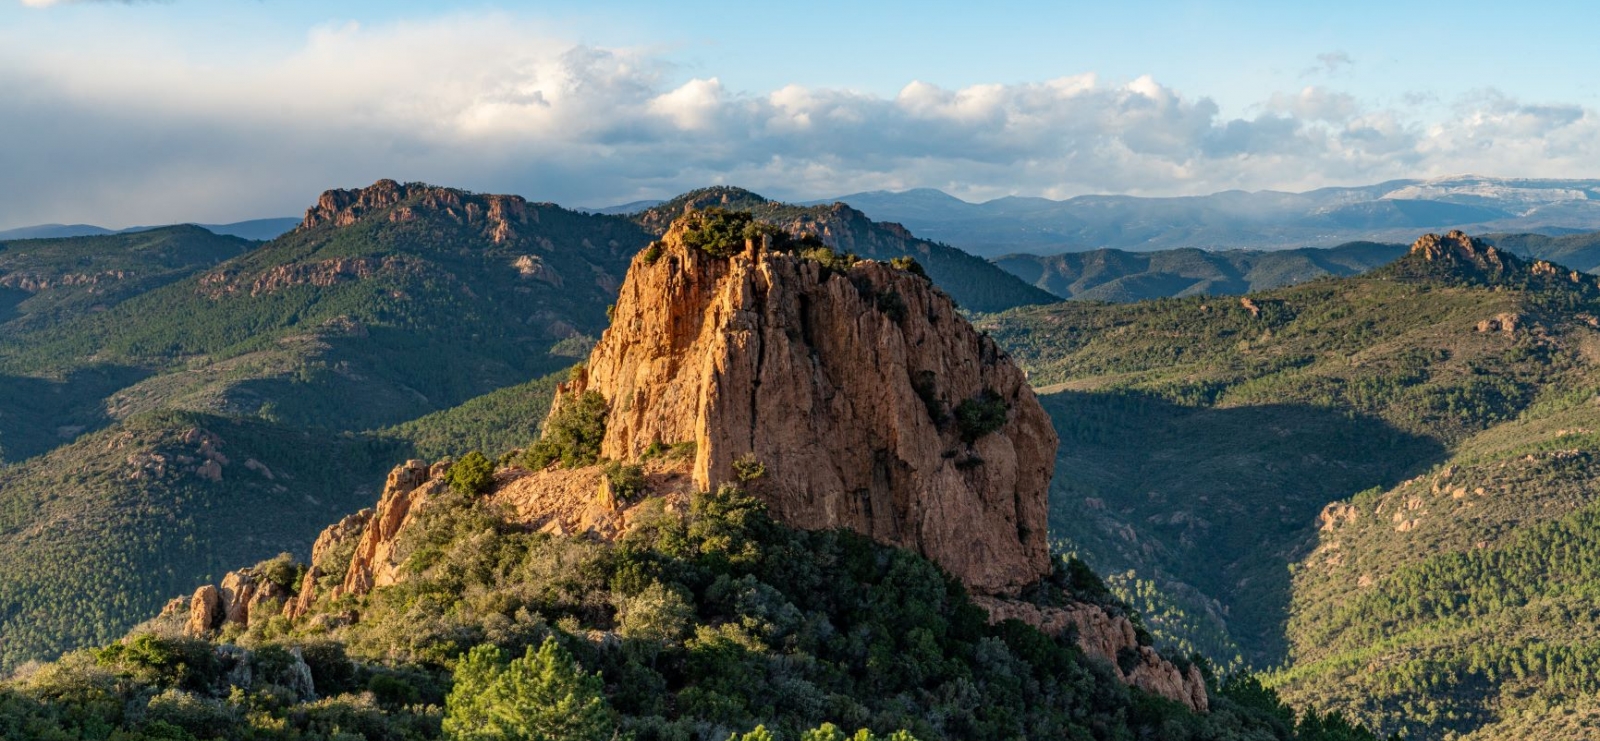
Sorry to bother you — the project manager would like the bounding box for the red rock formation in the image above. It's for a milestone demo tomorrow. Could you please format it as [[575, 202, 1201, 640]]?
[[974, 596, 1210, 712], [338, 460, 443, 597], [284, 509, 372, 619], [185, 585, 222, 637], [268, 212, 1206, 709], [299, 179, 531, 244], [551, 221, 1056, 595]]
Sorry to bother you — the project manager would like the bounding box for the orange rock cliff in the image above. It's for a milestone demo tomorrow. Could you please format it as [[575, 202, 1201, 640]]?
[[174, 211, 1208, 711]]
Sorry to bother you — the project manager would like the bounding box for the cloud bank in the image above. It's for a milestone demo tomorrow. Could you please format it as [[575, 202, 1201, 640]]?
[[1, 15, 1597, 228]]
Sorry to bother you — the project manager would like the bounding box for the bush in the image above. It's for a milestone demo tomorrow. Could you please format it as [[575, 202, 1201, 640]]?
[[601, 461, 647, 502], [681, 209, 756, 258], [801, 245, 858, 274], [876, 290, 909, 323], [955, 390, 1009, 442], [890, 256, 929, 280], [732, 453, 766, 483], [448, 451, 496, 495], [640, 241, 664, 265], [259, 553, 300, 591], [525, 391, 608, 470]]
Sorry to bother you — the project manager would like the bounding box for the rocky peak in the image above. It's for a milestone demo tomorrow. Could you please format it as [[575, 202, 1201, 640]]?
[[1408, 230, 1510, 270], [299, 180, 532, 244], [636, 186, 773, 234], [550, 212, 1057, 595], [1398, 230, 1598, 292]]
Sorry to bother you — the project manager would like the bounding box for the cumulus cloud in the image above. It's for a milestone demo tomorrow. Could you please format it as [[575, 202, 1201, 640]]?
[[1, 15, 1597, 228]]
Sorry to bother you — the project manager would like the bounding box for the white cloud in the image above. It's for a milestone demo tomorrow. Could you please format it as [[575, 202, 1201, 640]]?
[[1, 14, 1598, 228]]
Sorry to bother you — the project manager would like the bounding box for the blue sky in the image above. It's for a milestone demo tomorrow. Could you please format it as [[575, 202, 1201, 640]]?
[[2, 0, 1598, 228]]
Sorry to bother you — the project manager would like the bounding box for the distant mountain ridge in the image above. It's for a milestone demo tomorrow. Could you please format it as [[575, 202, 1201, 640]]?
[[0, 218, 300, 242], [820, 175, 1600, 256], [994, 240, 1408, 301]]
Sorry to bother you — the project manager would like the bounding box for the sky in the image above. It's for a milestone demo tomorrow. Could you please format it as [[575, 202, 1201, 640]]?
[[2, 0, 1599, 229]]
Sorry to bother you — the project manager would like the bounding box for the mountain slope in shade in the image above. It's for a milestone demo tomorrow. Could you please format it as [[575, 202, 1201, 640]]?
[[0, 410, 406, 672], [993, 241, 1406, 301], [981, 231, 1600, 738], [639, 186, 1059, 313], [830, 176, 1600, 256]]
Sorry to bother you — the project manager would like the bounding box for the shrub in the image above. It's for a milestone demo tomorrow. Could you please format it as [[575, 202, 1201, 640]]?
[[259, 553, 300, 591], [525, 392, 608, 469], [732, 453, 766, 483], [681, 208, 756, 258], [642, 440, 696, 462], [640, 241, 664, 265], [601, 461, 647, 502], [801, 245, 858, 274], [876, 290, 909, 323], [955, 390, 1009, 442], [890, 256, 929, 280], [448, 451, 496, 495]]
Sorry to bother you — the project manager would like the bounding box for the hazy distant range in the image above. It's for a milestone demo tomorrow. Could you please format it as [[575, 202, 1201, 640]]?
[[13, 175, 1600, 256], [816, 175, 1600, 257], [0, 218, 301, 242]]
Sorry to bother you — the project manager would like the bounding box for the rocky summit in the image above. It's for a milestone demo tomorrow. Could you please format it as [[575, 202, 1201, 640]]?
[[560, 215, 1057, 595], [170, 210, 1209, 711]]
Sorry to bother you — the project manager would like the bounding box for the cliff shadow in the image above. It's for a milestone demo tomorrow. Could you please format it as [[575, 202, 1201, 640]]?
[[1037, 388, 1447, 666], [0, 365, 150, 463]]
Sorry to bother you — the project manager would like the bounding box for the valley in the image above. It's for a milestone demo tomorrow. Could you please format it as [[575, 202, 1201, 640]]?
[[5, 181, 1600, 739]]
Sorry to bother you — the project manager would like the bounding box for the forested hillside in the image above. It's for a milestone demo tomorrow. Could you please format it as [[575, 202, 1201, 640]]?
[[982, 231, 1600, 737], [0, 474, 1388, 741], [991, 241, 1405, 301]]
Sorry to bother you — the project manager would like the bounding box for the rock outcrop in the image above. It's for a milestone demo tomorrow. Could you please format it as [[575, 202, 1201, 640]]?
[[181, 565, 292, 636], [300, 179, 532, 244], [974, 597, 1210, 712], [1409, 230, 1515, 270], [339, 460, 447, 598], [185, 585, 222, 637], [1405, 230, 1599, 293], [237, 211, 1205, 710], [550, 218, 1056, 595]]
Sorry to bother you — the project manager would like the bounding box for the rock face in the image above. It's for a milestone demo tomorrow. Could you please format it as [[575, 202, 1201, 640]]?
[[185, 585, 223, 637], [1410, 230, 1514, 270], [552, 220, 1056, 595], [284, 508, 373, 619], [339, 460, 445, 597], [974, 597, 1210, 712], [238, 211, 1204, 710], [300, 179, 531, 244], [1405, 230, 1598, 293]]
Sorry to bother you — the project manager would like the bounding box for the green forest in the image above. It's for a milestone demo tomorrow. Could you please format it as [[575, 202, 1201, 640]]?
[[0, 481, 1388, 741], [981, 236, 1600, 737]]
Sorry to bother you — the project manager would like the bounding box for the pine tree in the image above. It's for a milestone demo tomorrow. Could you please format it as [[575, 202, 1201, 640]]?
[[444, 636, 618, 741]]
